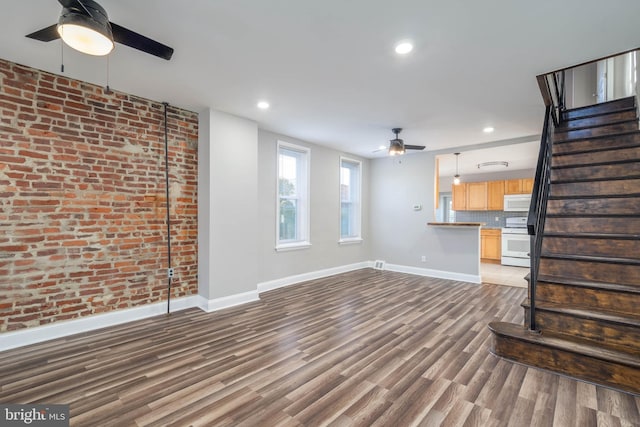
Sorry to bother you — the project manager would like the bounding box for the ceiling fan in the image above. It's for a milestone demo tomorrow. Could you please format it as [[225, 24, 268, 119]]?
[[374, 128, 426, 156], [26, 0, 174, 60]]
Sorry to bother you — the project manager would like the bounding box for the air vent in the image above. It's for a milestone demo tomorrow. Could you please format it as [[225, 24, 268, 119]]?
[[373, 260, 386, 270]]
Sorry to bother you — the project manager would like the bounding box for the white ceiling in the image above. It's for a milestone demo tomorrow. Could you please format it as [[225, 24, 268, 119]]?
[[437, 140, 540, 177], [2, 1, 639, 160]]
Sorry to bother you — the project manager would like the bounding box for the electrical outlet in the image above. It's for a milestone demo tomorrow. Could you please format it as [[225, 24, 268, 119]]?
[[421, 255, 426, 262], [168, 268, 174, 278], [495, 217, 499, 221]]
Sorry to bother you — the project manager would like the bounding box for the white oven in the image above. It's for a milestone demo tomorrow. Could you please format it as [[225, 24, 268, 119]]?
[[501, 217, 530, 267]]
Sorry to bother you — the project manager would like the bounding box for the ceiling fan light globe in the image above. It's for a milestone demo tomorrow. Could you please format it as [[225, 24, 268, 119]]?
[[58, 23, 114, 55], [57, 1, 114, 56], [388, 141, 405, 156]]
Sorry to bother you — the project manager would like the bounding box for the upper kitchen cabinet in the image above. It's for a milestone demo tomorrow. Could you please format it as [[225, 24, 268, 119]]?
[[466, 182, 487, 210], [505, 178, 534, 194], [452, 183, 466, 211], [487, 180, 505, 210]]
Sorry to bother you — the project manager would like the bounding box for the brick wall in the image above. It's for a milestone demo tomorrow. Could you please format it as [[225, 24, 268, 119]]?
[[0, 59, 198, 332]]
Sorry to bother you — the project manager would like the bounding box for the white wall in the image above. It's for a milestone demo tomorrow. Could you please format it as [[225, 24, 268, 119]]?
[[257, 130, 371, 282], [370, 152, 480, 278], [198, 109, 259, 299]]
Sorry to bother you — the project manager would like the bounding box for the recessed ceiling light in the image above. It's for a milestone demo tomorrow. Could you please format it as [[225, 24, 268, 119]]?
[[395, 42, 413, 55], [483, 126, 494, 133], [257, 101, 270, 110], [378, 145, 386, 150]]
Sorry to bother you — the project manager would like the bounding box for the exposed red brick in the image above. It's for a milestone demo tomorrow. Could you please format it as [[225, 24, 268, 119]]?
[[0, 58, 198, 332]]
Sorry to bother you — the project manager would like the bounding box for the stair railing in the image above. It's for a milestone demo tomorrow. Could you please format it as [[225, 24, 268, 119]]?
[[527, 104, 555, 332], [528, 70, 564, 332]]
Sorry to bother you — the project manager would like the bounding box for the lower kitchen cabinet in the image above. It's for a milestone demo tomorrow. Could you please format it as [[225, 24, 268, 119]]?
[[481, 228, 501, 261]]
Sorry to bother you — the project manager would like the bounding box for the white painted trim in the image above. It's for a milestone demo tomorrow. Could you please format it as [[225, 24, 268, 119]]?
[[0, 296, 199, 352], [338, 238, 363, 245], [384, 263, 482, 284], [275, 242, 312, 252], [257, 261, 371, 293], [196, 290, 260, 313]]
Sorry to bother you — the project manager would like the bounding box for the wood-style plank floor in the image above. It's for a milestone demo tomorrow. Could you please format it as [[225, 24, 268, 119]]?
[[1, 269, 639, 426]]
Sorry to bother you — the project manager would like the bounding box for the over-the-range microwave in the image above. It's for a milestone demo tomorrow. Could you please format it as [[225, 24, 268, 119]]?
[[504, 194, 531, 211]]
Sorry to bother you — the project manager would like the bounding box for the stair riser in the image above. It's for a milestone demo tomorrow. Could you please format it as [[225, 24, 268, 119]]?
[[558, 110, 638, 130], [545, 217, 640, 234], [554, 121, 638, 142], [490, 333, 640, 394], [562, 97, 636, 120], [553, 132, 640, 155], [552, 146, 640, 167], [523, 308, 640, 353], [550, 178, 640, 197], [547, 197, 640, 216], [539, 258, 640, 286], [551, 162, 640, 182], [542, 237, 640, 260], [536, 282, 639, 318]]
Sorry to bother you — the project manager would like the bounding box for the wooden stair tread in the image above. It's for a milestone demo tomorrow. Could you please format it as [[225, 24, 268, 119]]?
[[488, 322, 640, 369], [535, 274, 640, 295], [546, 212, 640, 218], [553, 129, 640, 143], [520, 299, 640, 328], [561, 106, 637, 123], [549, 193, 640, 200], [552, 142, 640, 156], [561, 97, 636, 120], [552, 158, 640, 169], [541, 253, 640, 266], [543, 232, 640, 242], [555, 118, 639, 134], [543, 231, 640, 240], [552, 174, 640, 184]]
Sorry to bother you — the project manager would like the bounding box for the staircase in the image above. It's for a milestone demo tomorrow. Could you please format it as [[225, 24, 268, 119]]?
[[489, 96, 640, 395]]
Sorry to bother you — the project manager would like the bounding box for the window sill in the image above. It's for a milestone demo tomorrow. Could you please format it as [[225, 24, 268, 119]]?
[[275, 241, 312, 252], [339, 238, 363, 245]]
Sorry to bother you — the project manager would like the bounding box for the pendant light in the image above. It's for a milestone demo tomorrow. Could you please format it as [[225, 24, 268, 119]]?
[[57, 0, 114, 56], [453, 152, 461, 185]]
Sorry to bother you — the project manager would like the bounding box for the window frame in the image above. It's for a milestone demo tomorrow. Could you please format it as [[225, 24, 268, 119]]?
[[275, 141, 311, 251], [339, 156, 363, 244]]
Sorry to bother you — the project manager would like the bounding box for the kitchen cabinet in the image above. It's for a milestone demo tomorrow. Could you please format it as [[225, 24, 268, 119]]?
[[452, 183, 466, 210], [466, 182, 487, 210], [481, 228, 501, 261], [487, 180, 505, 210], [505, 178, 534, 195]]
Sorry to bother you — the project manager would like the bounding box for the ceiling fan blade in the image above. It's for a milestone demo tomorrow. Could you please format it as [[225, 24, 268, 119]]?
[[26, 24, 60, 42], [110, 22, 174, 60], [405, 145, 426, 150]]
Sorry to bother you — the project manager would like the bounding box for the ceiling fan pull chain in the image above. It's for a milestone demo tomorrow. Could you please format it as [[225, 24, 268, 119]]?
[[60, 37, 64, 73], [105, 54, 111, 93]]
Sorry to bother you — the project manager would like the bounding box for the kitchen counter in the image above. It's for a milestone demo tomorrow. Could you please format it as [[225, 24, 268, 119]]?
[[427, 222, 484, 227]]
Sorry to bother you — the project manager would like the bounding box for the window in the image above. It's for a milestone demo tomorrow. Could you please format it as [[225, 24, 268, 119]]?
[[340, 157, 362, 242], [276, 141, 310, 250]]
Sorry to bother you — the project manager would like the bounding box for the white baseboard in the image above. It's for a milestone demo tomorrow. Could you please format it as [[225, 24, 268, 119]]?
[[384, 263, 482, 284], [0, 296, 199, 352], [257, 261, 371, 293], [196, 290, 259, 313]]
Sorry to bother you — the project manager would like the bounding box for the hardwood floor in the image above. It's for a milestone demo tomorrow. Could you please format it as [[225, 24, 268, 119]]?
[[1, 269, 639, 426]]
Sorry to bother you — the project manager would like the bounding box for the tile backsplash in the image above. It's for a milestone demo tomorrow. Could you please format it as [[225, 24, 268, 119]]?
[[455, 210, 526, 228]]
